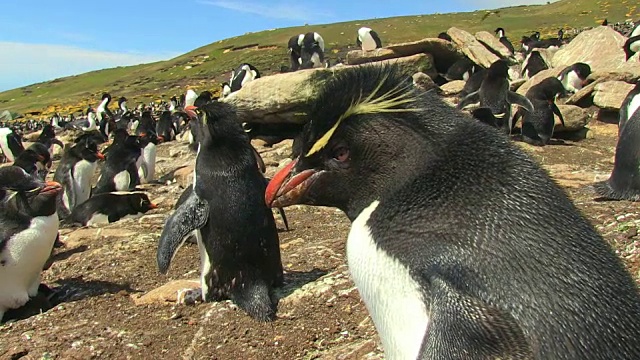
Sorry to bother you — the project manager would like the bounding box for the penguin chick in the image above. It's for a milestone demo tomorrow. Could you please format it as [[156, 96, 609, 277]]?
[[265, 64, 640, 359], [70, 192, 157, 226], [156, 101, 283, 322], [457, 59, 533, 134], [514, 77, 566, 146]]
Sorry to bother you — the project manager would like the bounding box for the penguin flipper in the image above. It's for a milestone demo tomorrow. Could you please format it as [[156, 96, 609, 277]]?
[[457, 91, 480, 110], [252, 146, 266, 174], [157, 192, 210, 274], [507, 91, 534, 113], [419, 278, 532, 358], [552, 103, 565, 126]]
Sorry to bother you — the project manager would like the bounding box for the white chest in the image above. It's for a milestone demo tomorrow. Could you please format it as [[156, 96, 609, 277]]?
[[347, 201, 430, 360], [113, 170, 131, 191], [73, 160, 97, 205], [627, 93, 640, 122]]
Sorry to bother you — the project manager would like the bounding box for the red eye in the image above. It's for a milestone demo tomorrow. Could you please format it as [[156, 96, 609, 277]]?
[[333, 146, 350, 162]]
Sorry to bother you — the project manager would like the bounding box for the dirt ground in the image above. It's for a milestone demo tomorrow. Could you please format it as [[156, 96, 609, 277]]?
[[1, 115, 639, 360]]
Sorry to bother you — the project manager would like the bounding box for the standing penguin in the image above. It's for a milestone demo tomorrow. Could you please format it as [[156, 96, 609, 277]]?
[[156, 110, 177, 142], [457, 59, 533, 133], [35, 125, 64, 155], [521, 50, 549, 79], [514, 77, 566, 146], [96, 93, 114, 138], [619, 80, 640, 132], [299, 32, 325, 69], [287, 34, 303, 71], [494, 27, 515, 54], [265, 64, 640, 359], [357, 27, 382, 52], [229, 63, 260, 93], [593, 82, 640, 200], [70, 191, 157, 226], [53, 133, 105, 218], [93, 130, 142, 194], [557, 62, 591, 93], [0, 127, 25, 163], [157, 101, 283, 322], [624, 23, 640, 60], [0, 166, 61, 321]]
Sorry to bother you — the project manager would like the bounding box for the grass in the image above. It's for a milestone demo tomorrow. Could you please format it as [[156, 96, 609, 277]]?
[[0, 0, 635, 116]]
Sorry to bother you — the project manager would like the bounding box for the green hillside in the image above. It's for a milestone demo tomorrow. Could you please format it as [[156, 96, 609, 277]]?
[[0, 0, 635, 116]]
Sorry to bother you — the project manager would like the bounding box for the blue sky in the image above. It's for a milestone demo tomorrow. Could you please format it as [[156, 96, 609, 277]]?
[[0, 0, 550, 91]]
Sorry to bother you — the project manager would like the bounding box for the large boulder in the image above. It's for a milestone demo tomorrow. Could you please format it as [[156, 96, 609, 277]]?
[[551, 26, 627, 72], [593, 81, 635, 110], [223, 54, 435, 124], [554, 105, 590, 133], [447, 27, 500, 68], [516, 68, 565, 96], [475, 31, 513, 60]]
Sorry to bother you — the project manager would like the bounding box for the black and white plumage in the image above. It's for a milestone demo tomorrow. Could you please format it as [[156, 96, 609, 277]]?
[[287, 34, 304, 71], [96, 93, 114, 138], [14, 143, 52, 181], [494, 27, 515, 54], [299, 32, 325, 69], [94, 130, 142, 195], [514, 77, 566, 146], [156, 110, 177, 142], [221, 82, 231, 98], [156, 101, 283, 322], [70, 192, 157, 226], [457, 60, 533, 134], [35, 125, 64, 154], [619, 81, 640, 133], [0, 167, 61, 322], [521, 50, 549, 79], [229, 63, 260, 93], [0, 127, 25, 163], [444, 57, 482, 81], [593, 81, 640, 200], [357, 27, 382, 52], [624, 23, 640, 60], [265, 64, 640, 359], [53, 133, 105, 219], [557, 62, 591, 93]]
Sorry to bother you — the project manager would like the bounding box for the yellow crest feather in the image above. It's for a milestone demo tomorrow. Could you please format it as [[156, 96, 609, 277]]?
[[305, 76, 421, 157]]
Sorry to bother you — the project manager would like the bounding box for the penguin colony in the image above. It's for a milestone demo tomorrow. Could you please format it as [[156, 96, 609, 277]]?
[[0, 21, 639, 360]]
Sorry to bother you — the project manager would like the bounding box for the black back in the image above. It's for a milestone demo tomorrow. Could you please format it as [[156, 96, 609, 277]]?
[[519, 77, 566, 145], [522, 50, 548, 78], [190, 101, 283, 321], [287, 34, 302, 71], [271, 64, 640, 358], [93, 132, 142, 194], [14, 143, 51, 180], [71, 192, 154, 225], [300, 32, 324, 69]]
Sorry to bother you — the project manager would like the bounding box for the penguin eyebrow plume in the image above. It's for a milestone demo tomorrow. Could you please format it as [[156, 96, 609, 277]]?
[[306, 74, 422, 157]]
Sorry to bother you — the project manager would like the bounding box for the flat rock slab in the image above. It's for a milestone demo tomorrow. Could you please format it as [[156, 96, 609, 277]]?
[[440, 80, 466, 95], [552, 26, 627, 72], [555, 105, 590, 132], [447, 27, 500, 68], [132, 279, 200, 306], [475, 31, 513, 59], [593, 81, 635, 110]]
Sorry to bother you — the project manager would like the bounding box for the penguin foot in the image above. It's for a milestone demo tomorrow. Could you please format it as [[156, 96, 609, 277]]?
[[591, 180, 640, 201], [231, 281, 277, 322]]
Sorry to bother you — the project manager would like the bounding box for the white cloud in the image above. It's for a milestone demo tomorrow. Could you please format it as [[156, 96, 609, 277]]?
[[197, 0, 333, 21], [0, 42, 178, 92]]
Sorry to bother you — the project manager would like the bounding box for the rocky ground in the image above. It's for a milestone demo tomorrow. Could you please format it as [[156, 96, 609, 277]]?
[[1, 114, 640, 360]]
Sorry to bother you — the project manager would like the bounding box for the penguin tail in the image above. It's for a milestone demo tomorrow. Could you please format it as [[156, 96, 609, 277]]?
[[231, 278, 277, 322]]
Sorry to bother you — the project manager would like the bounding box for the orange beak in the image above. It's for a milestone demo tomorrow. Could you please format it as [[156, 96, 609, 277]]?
[[184, 105, 198, 120], [149, 203, 158, 209], [96, 151, 105, 160]]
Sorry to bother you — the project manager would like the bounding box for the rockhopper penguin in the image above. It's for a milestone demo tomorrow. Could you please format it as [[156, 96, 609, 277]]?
[[265, 64, 640, 359]]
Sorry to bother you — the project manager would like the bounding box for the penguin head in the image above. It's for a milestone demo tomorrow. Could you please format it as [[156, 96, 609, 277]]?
[[623, 37, 638, 60], [534, 77, 567, 101], [0, 166, 61, 217], [101, 93, 111, 102], [193, 91, 213, 108], [18, 143, 52, 170], [188, 102, 246, 147], [265, 64, 427, 218], [494, 27, 505, 35], [571, 62, 592, 82], [127, 192, 158, 213], [40, 124, 56, 140], [487, 59, 509, 79], [74, 135, 105, 162]]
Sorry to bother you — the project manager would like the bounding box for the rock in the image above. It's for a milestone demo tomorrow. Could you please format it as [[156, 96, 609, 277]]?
[[593, 81, 635, 110], [173, 164, 194, 188], [565, 80, 599, 105], [383, 37, 462, 72], [440, 80, 465, 96], [343, 52, 436, 78], [223, 54, 437, 124], [132, 280, 200, 306], [551, 26, 627, 72], [62, 228, 138, 248], [589, 69, 640, 83], [23, 131, 41, 142], [447, 27, 500, 68], [510, 79, 526, 92], [554, 105, 590, 133], [412, 72, 438, 92], [516, 68, 565, 96], [475, 31, 513, 60]]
